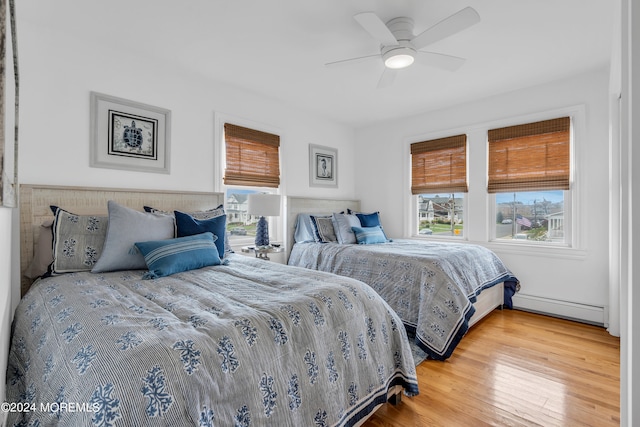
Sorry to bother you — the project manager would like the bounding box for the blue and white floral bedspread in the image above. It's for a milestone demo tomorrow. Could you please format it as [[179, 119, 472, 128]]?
[[288, 240, 519, 360], [6, 254, 418, 426]]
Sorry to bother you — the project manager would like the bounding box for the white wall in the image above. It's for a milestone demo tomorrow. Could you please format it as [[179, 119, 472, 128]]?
[[355, 67, 611, 325], [17, 18, 356, 199]]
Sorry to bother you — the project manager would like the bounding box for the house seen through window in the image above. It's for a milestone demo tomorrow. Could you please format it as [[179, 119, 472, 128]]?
[[495, 191, 565, 242], [417, 193, 464, 237], [225, 188, 278, 247]]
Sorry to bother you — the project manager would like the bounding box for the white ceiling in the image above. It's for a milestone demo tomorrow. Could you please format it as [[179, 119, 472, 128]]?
[[26, 0, 615, 128]]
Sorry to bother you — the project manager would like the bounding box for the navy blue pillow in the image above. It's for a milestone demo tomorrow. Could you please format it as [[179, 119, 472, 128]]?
[[135, 232, 221, 279], [355, 211, 382, 227], [174, 210, 226, 259]]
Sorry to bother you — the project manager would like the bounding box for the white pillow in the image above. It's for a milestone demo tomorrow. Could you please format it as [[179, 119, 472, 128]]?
[[331, 213, 361, 244], [91, 201, 175, 273]]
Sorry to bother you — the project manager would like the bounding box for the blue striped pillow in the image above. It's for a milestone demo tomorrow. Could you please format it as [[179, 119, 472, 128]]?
[[351, 225, 388, 244], [135, 232, 222, 279]]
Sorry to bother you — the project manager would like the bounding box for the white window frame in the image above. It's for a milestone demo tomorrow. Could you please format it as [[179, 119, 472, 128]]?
[[402, 105, 586, 256], [223, 186, 282, 248], [487, 106, 584, 250], [214, 112, 284, 249], [404, 128, 470, 241], [488, 190, 573, 247], [411, 193, 468, 240]]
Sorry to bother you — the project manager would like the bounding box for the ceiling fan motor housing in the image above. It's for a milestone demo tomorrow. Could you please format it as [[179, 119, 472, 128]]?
[[385, 17, 415, 42]]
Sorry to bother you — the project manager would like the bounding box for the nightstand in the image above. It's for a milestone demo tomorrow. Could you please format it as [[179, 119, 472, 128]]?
[[241, 245, 285, 261]]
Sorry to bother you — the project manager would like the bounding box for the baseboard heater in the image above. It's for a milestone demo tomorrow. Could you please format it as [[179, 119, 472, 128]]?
[[513, 293, 607, 327]]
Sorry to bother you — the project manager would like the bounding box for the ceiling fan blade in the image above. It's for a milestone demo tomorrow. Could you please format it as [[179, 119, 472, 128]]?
[[354, 12, 399, 46], [325, 53, 381, 67], [415, 51, 466, 71], [411, 7, 480, 50], [377, 68, 397, 89]]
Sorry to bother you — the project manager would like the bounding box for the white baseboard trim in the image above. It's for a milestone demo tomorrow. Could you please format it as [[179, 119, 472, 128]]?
[[513, 294, 606, 327]]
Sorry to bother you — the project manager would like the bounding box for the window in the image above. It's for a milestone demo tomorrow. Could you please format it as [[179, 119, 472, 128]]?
[[224, 188, 274, 246], [222, 123, 281, 246], [495, 191, 566, 242], [223, 123, 280, 188], [488, 117, 571, 244], [411, 135, 467, 238], [417, 193, 464, 237]]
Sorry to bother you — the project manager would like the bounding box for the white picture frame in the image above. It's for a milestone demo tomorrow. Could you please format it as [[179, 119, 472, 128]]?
[[90, 92, 171, 174], [309, 144, 337, 188]]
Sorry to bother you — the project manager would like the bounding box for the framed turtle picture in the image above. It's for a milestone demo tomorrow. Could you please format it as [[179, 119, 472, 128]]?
[[90, 92, 171, 174]]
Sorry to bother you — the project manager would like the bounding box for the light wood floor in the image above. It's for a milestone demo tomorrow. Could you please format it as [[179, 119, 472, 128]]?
[[364, 309, 620, 427]]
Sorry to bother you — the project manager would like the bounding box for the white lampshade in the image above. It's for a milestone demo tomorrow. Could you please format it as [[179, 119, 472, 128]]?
[[247, 193, 281, 217]]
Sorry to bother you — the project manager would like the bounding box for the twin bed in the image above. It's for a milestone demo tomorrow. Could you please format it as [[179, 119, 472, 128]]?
[[285, 197, 519, 361], [8, 185, 418, 427], [7, 185, 517, 426]]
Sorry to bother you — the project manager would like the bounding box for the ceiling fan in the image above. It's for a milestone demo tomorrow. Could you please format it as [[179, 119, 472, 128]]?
[[326, 7, 481, 88]]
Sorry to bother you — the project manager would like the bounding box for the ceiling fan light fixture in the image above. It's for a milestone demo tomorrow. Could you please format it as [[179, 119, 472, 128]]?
[[383, 47, 415, 69]]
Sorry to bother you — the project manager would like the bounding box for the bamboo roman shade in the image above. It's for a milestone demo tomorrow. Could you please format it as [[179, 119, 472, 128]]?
[[487, 117, 570, 193], [223, 123, 280, 188], [411, 134, 468, 195]]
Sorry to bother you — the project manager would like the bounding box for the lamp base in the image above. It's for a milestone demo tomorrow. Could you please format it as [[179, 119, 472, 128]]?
[[255, 216, 270, 247]]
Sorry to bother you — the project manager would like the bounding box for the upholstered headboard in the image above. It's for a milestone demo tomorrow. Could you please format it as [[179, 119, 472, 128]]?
[[19, 184, 224, 296], [285, 196, 360, 260]]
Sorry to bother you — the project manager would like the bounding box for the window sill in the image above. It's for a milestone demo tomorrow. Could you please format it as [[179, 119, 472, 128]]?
[[409, 235, 587, 260], [411, 234, 466, 242], [483, 240, 587, 260]]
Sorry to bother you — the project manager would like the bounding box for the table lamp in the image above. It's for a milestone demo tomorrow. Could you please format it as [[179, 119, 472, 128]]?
[[247, 193, 281, 247]]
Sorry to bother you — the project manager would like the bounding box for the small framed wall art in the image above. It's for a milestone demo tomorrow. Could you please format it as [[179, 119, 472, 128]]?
[[309, 144, 337, 188], [90, 92, 171, 174]]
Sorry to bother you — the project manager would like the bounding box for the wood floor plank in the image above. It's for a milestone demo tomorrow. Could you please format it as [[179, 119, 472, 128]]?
[[364, 309, 620, 427]]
